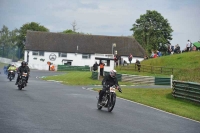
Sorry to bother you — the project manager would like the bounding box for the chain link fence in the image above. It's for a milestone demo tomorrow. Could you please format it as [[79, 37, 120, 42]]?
[[0, 46, 22, 61]]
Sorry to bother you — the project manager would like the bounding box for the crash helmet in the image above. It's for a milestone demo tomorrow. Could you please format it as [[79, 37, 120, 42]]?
[[25, 62, 28, 65], [21, 61, 26, 67], [110, 70, 117, 78]]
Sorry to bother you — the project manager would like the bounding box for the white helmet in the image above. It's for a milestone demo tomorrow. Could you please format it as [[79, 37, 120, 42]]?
[[110, 70, 117, 78]]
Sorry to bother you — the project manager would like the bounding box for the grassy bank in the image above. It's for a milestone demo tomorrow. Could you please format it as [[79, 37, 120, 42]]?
[[117, 52, 200, 82]]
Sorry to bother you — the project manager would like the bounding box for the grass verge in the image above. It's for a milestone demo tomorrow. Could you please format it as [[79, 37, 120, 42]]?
[[43, 71, 133, 85], [0, 62, 7, 68], [93, 88, 200, 122]]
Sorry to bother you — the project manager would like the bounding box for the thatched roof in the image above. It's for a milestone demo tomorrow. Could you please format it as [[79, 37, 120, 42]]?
[[25, 31, 146, 57]]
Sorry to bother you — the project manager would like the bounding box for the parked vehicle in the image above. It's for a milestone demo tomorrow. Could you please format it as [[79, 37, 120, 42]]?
[[18, 72, 27, 90], [97, 85, 122, 112]]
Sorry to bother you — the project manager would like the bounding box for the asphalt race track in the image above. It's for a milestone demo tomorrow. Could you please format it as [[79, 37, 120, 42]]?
[[0, 69, 200, 133]]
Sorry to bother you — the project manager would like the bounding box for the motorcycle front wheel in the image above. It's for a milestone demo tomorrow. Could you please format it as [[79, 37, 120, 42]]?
[[107, 93, 116, 112], [97, 100, 102, 110], [9, 76, 12, 81], [18, 80, 22, 90]]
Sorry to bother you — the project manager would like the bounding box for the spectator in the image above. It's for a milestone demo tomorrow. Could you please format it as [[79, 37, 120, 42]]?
[[153, 52, 158, 58], [167, 43, 172, 55], [135, 59, 141, 72], [114, 55, 118, 66], [157, 51, 162, 57], [186, 40, 191, 52], [99, 61, 105, 77], [144, 55, 149, 60], [150, 50, 154, 58], [171, 45, 174, 54], [92, 61, 98, 71], [50, 63, 55, 71], [174, 44, 181, 54], [190, 41, 193, 51], [128, 53, 133, 64], [47, 61, 51, 71]]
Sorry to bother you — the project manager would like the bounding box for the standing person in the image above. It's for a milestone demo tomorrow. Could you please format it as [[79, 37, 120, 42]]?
[[150, 50, 155, 58], [47, 61, 51, 71], [186, 40, 191, 52], [99, 61, 105, 77], [135, 59, 141, 72], [93, 61, 98, 71], [128, 53, 133, 64], [167, 43, 172, 55], [190, 41, 193, 51], [15, 61, 29, 85]]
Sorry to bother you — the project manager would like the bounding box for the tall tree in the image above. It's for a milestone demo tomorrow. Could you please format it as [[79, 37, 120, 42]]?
[[62, 29, 77, 34], [130, 10, 173, 54], [0, 25, 19, 58], [17, 22, 49, 58], [62, 29, 91, 35]]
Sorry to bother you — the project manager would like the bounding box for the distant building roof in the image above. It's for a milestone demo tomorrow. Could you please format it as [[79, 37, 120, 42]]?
[[25, 31, 146, 57]]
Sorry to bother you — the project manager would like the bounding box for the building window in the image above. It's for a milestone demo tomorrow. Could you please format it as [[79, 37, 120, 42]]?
[[32, 51, 44, 56], [82, 54, 91, 59], [59, 52, 67, 57]]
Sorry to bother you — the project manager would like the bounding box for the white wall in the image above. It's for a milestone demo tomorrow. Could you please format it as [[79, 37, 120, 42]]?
[[0, 57, 12, 64], [24, 50, 115, 71]]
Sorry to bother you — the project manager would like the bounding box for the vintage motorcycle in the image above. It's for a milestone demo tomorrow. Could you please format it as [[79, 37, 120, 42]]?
[[97, 85, 122, 112], [18, 72, 27, 90], [8, 70, 15, 81]]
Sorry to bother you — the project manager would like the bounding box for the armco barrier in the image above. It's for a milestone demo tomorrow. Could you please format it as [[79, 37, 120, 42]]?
[[155, 77, 171, 85], [57, 65, 90, 71], [172, 80, 200, 103], [121, 74, 155, 85], [92, 71, 98, 80], [92, 71, 171, 86]]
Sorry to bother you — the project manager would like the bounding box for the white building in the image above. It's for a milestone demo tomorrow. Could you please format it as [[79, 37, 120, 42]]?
[[24, 31, 145, 71]]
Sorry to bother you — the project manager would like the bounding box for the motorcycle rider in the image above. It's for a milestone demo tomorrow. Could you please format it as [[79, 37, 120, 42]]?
[[25, 62, 30, 83], [6, 64, 11, 75], [15, 61, 29, 85], [7, 64, 17, 79], [98, 70, 122, 105]]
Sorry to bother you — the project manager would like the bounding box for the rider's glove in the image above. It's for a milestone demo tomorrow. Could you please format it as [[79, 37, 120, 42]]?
[[118, 87, 122, 93]]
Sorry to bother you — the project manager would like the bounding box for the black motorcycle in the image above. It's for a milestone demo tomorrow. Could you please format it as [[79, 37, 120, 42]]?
[[18, 72, 27, 90], [97, 85, 122, 112], [8, 70, 15, 81]]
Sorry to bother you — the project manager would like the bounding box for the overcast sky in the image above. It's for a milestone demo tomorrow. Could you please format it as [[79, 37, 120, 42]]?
[[0, 0, 200, 50]]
